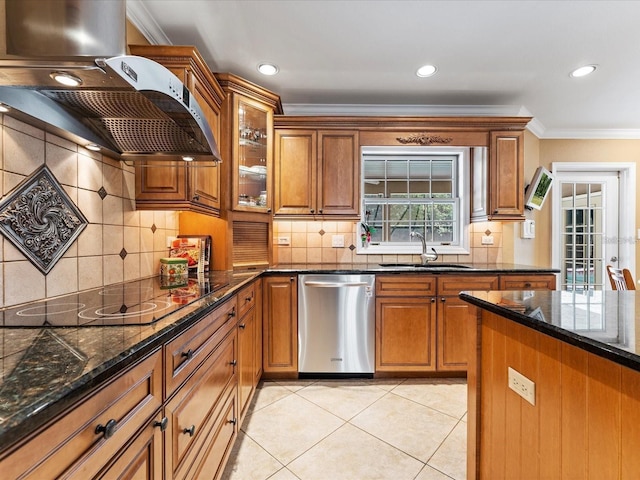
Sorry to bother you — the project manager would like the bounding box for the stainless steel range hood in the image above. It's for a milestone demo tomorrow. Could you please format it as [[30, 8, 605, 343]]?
[[0, 0, 222, 163]]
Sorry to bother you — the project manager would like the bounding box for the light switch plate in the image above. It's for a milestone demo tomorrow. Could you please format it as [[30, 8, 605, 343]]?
[[277, 236, 290, 245]]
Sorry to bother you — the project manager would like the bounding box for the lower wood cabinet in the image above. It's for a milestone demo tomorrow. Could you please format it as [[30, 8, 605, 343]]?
[[237, 281, 258, 420], [0, 348, 164, 479], [165, 328, 237, 480], [262, 275, 298, 376], [376, 296, 437, 371]]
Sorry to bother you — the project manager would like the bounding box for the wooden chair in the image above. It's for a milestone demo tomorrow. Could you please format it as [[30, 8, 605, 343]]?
[[606, 265, 636, 290]]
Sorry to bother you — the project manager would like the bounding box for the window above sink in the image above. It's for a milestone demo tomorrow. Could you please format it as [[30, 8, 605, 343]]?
[[358, 146, 475, 256]]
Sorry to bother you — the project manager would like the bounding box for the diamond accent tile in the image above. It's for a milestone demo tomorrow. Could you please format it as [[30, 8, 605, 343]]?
[[319, 229, 325, 236], [119, 304, 128, 314], [485, 229, 492, 236], [98, 187, 108, 200], [119, 248, 128, 260], [349, 244, 356, 251], [151, 224, 157, 233], [0, 166, 88, 274]]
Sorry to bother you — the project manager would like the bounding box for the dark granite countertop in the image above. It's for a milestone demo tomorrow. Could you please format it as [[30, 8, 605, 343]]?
[[0, 263, 558, 454], [460, 290, 640, 372], [268, 262, 559, 274], [0, 270, 260, 453]]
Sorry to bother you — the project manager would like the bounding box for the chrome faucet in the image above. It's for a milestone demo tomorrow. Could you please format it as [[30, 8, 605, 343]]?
[[410, 231, 438, 265]]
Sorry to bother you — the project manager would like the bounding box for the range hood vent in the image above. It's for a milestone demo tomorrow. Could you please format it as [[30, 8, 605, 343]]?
[[0, 0, 222, 163]]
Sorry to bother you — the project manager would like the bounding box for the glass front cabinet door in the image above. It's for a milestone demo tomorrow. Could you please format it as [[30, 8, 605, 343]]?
[[233, 96, 273, 212]]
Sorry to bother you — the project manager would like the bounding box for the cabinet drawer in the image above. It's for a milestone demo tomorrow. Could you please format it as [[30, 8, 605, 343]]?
[[437, 275, 499, 296], [376, 275, 437, 297], [1, 348, 163, 480], [499, 274, 556, 290], [165, 329, 237, 480], [237, 281, 256, 318], [165, 297, 237, 398], [190, 384, 238, 480]]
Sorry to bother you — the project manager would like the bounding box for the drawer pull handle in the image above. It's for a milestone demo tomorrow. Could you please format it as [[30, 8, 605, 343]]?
[[181, 349, 193, 360], [154, 417, 168, 432], [95, 419, 118, 439], [229, 417, 237, 426], [230, 360, 237, 366], [239, 323, 246, 329], [524, 283, 532, 288], [183, 425, 196, 437]]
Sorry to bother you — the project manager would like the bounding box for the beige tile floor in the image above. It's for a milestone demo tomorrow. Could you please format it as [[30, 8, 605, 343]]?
[[221, 377, 467, 480]]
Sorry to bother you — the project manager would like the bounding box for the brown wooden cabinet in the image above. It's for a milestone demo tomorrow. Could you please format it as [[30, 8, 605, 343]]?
[[274, 128, 359, 217], [375, 275, 437, 372], [215, 73, 282, 214], [237, 280, 258, 420], [0, 348, 164, 479], [489, 131, 525, 220], [436, 275, 499, 372], [130, 45, 225, 216], [164, 326, 237, 480], [262, 275, 298, 376]]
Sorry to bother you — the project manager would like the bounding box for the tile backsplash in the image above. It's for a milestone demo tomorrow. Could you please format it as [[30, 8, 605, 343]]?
[[0, 115, 178, 307], [273, 219, 504, 265]]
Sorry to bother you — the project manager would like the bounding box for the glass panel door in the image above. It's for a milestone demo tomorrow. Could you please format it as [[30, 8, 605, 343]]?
[[236, 99, 268, 210], [558, 174, 618, 290]]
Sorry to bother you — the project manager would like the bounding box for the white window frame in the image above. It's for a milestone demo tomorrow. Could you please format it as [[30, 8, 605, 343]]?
[[357, 146, 470, 256]]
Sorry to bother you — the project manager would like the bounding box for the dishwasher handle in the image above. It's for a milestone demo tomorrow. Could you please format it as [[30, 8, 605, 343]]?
[[304, 281, 370, 288]]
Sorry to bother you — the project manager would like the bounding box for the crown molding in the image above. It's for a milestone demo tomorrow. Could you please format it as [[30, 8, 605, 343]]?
[[538, 128, 640, 139], [126, 1, 171, 45], [281, 103, 526, 117]]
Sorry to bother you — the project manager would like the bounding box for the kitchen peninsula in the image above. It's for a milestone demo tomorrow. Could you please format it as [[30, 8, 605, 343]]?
[[461, 289, 640, 480]]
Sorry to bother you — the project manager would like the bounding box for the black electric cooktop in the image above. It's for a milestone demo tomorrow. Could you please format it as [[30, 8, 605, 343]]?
[[0, 275, 229, 327]]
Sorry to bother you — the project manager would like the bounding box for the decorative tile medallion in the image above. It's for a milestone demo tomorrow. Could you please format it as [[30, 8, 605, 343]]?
[[0, 166, 88, 274], [98, 186, 108, 200]]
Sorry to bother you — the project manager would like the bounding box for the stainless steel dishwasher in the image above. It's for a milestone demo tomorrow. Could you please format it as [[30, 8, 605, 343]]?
[[298, 274, 375, 376]]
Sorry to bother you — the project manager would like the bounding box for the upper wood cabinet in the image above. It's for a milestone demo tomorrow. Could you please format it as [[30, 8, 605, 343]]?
[[215, 73, 283, 214], [274, 128, 359, 217], [471, 131, 525, 221], [129, 45, 225, 216]]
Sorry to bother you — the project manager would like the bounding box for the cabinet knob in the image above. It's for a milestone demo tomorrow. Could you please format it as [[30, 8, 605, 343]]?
[[310, 209, 315, 214], [183, 425, 196, 437], [524, 283, 532, 288], [181, 349, 193, 360], [154, 417, 168, 432], [239, 323, 246, 329], [230, 359, 237, 366], [493, 209, 499, 214], [193, 194, 200, 201], [319, 209, 323, 214], [441, 297, 446, 302], [228, 308, 236, 318], [245, 296, 252, 303], [290, 277, 295, 282], [229, 418, 237, 426], [431, 298, 436, 303], [267, 208, 272, 213], [95, 419, 118, 439]]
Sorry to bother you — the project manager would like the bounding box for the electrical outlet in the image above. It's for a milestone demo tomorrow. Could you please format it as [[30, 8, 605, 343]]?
[[481, 235, 494, 245], [508, 367, 535, 405], [277, 236, 290, 245], [331, 234, 345, 247]]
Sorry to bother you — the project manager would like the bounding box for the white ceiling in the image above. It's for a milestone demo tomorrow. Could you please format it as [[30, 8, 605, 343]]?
[[127, 0, 640, 139]]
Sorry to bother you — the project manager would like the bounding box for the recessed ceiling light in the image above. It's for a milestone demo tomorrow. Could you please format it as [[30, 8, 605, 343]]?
[[50, 71, 83, 87], [416, 64, 437, 77], [570, 65, 597, 78], [258, 63, 279, 76], [0, 103, 9, 113], [85, 143, 101, 152], [182, 156, 195, 162]]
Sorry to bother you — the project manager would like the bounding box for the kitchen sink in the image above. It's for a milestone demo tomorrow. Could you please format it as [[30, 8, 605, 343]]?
[[378, 263, 472, 269]]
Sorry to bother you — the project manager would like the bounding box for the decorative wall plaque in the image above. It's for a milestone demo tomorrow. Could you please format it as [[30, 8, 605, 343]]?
[[0, 166, 88, 274], [396, 133, 454, 145]]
